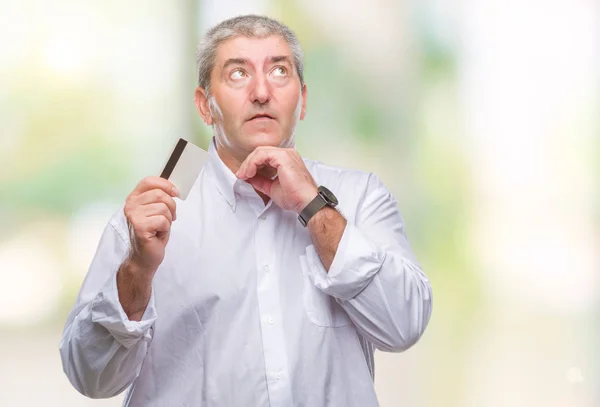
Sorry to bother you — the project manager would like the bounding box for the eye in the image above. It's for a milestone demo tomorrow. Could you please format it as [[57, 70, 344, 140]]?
[[271, 66, 288, 77], [230, 69, 248, 80]]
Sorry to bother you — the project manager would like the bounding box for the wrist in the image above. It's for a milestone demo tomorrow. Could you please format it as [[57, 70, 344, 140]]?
[[125, 252, 158, 276], [295, 186, 319, 214], [297, 185, 339, 226]]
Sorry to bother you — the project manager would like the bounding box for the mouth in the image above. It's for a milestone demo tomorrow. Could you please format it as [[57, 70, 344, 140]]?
[[248, 113, 275, 122]]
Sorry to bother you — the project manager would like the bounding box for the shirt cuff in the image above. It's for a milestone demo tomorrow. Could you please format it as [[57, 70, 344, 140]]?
[[90, 271, 157, 349], [303, 222, 387, 300]]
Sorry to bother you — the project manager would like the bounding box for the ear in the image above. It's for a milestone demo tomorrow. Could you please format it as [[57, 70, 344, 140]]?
[[299, 83, 308, 121], [194, 87, 213, 125]]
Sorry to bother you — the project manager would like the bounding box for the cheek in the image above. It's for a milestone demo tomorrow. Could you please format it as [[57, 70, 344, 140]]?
[[218, 94, 246, 123], [283, 92, 302, 122]]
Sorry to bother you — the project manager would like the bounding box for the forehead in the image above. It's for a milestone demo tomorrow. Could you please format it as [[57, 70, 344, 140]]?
[[215, 35, 293, 66]]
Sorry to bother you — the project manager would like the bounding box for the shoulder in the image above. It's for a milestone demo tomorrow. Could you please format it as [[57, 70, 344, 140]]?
[[302, 157, 393, 219], [303, 157, 369, 187], [303, 157, 389, 194]]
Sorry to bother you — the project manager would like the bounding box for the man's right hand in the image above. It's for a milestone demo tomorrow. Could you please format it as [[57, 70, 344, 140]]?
[[123, 176, 179, 274], [116, 177, 178, 321]]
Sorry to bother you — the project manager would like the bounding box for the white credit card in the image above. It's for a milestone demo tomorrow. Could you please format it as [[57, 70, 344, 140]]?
[[159, 138, 208, 200]]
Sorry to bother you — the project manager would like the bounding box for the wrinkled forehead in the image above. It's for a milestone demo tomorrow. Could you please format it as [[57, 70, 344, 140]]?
[[214, 35, 293, 70]]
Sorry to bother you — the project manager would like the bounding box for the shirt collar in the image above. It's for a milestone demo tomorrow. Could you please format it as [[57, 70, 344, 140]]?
[[204, 137, 239, 212]]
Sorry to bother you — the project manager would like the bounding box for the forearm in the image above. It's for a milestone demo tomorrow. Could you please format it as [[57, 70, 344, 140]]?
[[60, 213, 159, 398], [307, 206, 347, 271], [303, 221, 432, 352], [301, 173, 432, 351], [117, 257, 155, 321]]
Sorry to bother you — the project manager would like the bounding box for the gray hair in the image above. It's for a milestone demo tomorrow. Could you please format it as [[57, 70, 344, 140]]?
[[196, 15, 305, 94]]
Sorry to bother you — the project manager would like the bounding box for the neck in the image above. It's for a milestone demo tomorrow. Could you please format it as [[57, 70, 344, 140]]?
[[215, 143, 244, 174]]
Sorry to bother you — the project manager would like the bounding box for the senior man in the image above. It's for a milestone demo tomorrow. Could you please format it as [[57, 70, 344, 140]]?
[[60, 15, 432, 407]]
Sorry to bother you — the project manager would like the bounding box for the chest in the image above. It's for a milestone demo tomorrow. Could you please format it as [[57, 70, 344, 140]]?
[[152, 196, 312, 324]]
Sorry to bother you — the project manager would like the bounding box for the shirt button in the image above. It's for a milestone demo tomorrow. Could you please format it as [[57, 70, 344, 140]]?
[[267, 317, 275, 325], [273, 372, 282, 380], [263, 265, 270, 273], [259, 214, 267, 220]]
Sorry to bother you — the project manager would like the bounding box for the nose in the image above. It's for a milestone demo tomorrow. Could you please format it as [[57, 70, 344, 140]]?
[[249, 75, 271, 105]]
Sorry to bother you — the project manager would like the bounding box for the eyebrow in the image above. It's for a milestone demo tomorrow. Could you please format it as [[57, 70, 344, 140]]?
[[222, 58, 248, 70], [268, 55, 292, 65], [221, 55, 293, 71]]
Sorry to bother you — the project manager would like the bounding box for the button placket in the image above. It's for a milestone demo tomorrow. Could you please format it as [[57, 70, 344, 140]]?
[[254, 212, 293, 406]]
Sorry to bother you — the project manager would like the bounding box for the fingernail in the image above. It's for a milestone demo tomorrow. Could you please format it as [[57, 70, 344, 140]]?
[[172, 186, 179, 197]]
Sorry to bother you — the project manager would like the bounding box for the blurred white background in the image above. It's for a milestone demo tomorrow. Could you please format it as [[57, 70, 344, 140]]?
[[0, 0, 597, 406]]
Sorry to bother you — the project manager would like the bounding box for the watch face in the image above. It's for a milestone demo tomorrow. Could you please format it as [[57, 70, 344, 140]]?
[[318, 186, 338, 207]]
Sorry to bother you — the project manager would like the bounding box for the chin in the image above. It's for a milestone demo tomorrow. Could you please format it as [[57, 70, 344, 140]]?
[[246, 132, 290, 149]]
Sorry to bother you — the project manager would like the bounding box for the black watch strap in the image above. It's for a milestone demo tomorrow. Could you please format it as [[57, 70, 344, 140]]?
[[298, 194, 328, 227]]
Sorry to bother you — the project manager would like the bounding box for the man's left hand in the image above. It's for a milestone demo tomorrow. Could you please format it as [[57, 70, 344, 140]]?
[[236, 146, 318, 214]]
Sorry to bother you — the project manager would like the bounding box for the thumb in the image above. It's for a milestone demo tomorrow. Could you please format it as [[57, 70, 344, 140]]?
[[246, 174, 274, 195]]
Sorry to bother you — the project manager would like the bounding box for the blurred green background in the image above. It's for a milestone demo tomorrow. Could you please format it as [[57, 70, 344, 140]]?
[[0, 0, 598, 406]]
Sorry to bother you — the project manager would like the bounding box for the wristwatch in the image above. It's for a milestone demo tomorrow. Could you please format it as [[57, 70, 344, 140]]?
[[298, 186, 339, 227]]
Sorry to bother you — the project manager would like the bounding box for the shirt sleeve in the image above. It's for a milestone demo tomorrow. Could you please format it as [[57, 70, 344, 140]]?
[[302, 173, 433, 352], [90, 266, 157, 349], [59, 211, 157, 398], [303, 222, 386, 300]]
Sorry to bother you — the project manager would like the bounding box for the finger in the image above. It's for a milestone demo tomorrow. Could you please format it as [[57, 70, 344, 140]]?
[[237, 147, 268, 179], [132, 176, 179, 198], [135, 190, 177, 220], [140, 202, 174, 223], [236, 150, 256, 179], [239, 149, 281, 180], [145, 215, 171, 236], [246, 174, 275, 195], [129, 213, 169, 239]]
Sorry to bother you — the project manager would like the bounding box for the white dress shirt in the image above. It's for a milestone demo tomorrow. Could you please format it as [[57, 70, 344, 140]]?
[[60, 138, 433, 407]]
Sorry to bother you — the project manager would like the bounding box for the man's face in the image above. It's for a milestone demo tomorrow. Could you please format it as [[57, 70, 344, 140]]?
[[197, 35, 307, 156]]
